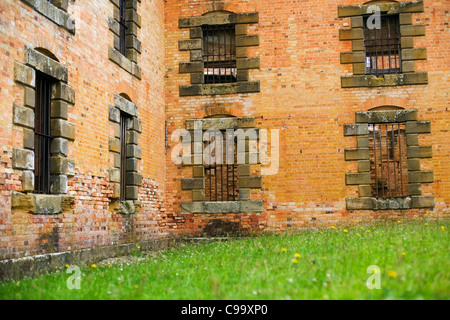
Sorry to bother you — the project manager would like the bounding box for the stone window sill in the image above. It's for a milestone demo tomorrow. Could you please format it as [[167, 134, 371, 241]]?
[[11, 191, 74, 214], [179, 82, 260, 96], [20, 0, 75, 34], [109, 200, 140, 215], [346, 196, 435, 210], [108, 47, 142, 79], [341, 73, 428, 88], [181, 201, 263, 214]]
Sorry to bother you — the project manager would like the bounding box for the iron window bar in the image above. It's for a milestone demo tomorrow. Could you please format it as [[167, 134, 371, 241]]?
[[202, 24, 237, 84], [369, 123, 408, 198], [119, 0, 128, 56], [363, 13, 401, 76], [34, 72, 54, 194]]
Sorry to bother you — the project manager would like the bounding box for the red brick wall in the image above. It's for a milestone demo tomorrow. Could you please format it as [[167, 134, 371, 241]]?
[[164, 0, 450, 234], [0, 0, 449, 260], [0, 0, 168, 259]]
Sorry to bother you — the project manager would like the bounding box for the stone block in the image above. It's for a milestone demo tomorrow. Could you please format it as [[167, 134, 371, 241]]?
[[236, 35, 259, 47], [178, 39, 202, 51], [402, 48, 427, 61], [14, 61, 36, 87], [407, 146, 432, 158], [345, 173, 370, 185], [126, 145, 142, 159], [50, 138, 68, 156], [240, 200, 264, 213], [109, 137, 121, 153], [358, 185, 372, 197], [180, 201, 204, 214], [401, 24, 426, 37], [12, 148, 34, 170], [50, 175, 68, 194], [343, 123, 368, 136], [126, 172, 142, 186], [114, 94, 138, 117], [25, 46, 67, 82], [22, 170, 34, 192], [239, 176, 262, 189], [51, 119, 75, 141], [23, 87, 35, 108], [126, 186, 139, 200], [345, 148, 369, 161], [355, 110, 418, 123], [13, 103, 34, 129], [181, 178, 204, 190], [23, 128, 35, 150], [50, 100, 69, 120], [204, 201, 240, 214], [408, 171, 434, 183], [406, 121, 431, 134], [411, 196, 435, 208], [358, 160, 370, 173], [51, 82, 75, 104], [108, 168, 121, 183]]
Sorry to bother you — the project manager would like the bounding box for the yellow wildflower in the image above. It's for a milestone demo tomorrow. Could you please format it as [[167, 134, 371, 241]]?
[[292, 259, 298, 264], [401, 252, 406, 256], [331, 226, 335, 229], [441, 226, 445, 231], [323, 257, 327, 260], [91, 264, 97, 268], [343, 229, 348, 233], [282, 248, 287, 252], [294, 253, 301, 258], [65, 264, 69, 268], [137, 246, 141, 249], [367, 230, 370, 233], [135, 285, 139, 289], [357, 233, 361, 237], [360, 227, 364, 230], [425, 223, 429, 226], [388, 270, 398, 278], [397, 221, 401, 223]]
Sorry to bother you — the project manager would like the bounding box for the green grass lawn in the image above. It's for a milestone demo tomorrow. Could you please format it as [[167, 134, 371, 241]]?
[[1, 218, 449, 300]]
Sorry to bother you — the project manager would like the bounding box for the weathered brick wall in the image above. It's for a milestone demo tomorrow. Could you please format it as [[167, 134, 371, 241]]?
[[0, 0, 167, 260], [164, 0, 450, 234], [0, 0, 449, 261]]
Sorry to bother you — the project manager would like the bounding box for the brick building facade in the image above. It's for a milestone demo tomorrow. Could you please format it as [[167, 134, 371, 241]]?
[[0, 0, 448, 263]]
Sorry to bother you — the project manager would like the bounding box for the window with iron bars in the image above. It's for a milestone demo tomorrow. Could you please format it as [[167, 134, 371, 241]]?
[[363, 13, 401, 76], [204, 131, 239, 201], [34, 72, 55, 194], [119, 112, 130, 201], [369, 123, 408, 198], [118, 0, 128, 56], [202, 24, 237, 84]]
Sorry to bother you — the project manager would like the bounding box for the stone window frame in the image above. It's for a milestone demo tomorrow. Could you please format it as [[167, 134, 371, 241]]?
[[180, 117, 263, 214], [12, 46, 76, 215], [108, 0, 142, 79], [338, 0, 427, 88], [344, 108, 434, 210], [178, 11, 260, 96], [19, 0, 75, 34], [108, 94, 143, 215]]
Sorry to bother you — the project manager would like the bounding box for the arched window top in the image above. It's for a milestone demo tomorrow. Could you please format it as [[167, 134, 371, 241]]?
[[34, 48, 59, 62], [369, 105, 404, 111]]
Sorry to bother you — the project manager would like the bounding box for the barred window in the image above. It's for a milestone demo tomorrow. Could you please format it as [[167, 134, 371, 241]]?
[[119, 112, 130, 200], [34, 72, 55, 194], [363, 14, 401, 76], [204, 131, 239, 201], [203, 25, 237, 84], [118, 0, 128, 56], [369, 123, 408, 198]]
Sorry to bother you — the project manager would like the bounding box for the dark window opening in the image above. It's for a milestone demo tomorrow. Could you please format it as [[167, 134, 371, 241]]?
[[204, 131, 239, 201], [363, 14, 401, 76], [369, 123, 408, 198], [34, 72, 55, 194], [119, 112, 130, 201], [203, 24, 237, 84], [119, 0, 128, 56]]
